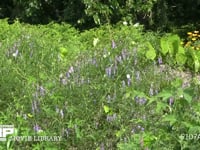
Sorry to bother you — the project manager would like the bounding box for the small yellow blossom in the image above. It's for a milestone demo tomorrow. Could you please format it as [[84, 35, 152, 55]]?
[[28, 113, 33, 118], [187, 32, 192, 35], [194, 31, 199, 34], [192, 38, 197, 41], [192, 34, 198, 37]]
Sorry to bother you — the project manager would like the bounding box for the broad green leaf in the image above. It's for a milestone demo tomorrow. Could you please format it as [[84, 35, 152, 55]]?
[[156, 90, 172, 101], [178, 46, 185, 54], [188, 126, 200, 134], [160, 37, 169, 55], [194, 59, 200, 72], [125, 92, 131, 99], [93, 38, 99, 47], [171, 35, 180, 54], [146, 42, 156, 60], [162, 115, 177, 126], [171, 78, 183, 88], [175, 53, 187, 65], [183, 92, 192, 103], [146, 50, 156, 60], [156, 102, 166, 113], [103, 105, 110, 113], [59, 47, 68, 56]]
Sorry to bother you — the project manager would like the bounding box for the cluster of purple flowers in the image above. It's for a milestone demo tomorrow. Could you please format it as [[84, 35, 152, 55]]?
[[106, 113, 117, 122], [7, 42, 20, 58], [135, 96, 147, 105], [31, 84, 46, 132]]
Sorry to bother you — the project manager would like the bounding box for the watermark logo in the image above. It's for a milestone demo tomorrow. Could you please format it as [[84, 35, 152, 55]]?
[[180, 133, 200, 140], [0, 125, 15, 141], [0, 125, 62, 142]]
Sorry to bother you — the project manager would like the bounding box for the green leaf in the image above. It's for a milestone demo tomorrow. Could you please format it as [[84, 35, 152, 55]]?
[[171, 35, 180, 54], [194, 59, 200, 73], [188, 126, 200, 134], [156, 102, 167, 113], [175, 53, 187, 65], [146, 42, 156, 60], [183, 92, 192, 103], [171, 78, 183, 88], [162, 115, 177, 126], [160, 37, 169, 55], [59, 47, 68, 56], [103, 105, 110, 113], [125, 92, 131, 99], [178, 46, 185, 54], [156, 90, 172, 101], [93, 38, 99, 47]]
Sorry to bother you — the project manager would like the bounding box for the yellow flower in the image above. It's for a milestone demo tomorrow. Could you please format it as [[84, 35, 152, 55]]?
[[180, 42, 184, 45], [28, 113, 33, 118], [192, 34, 198, 37], [187, 32, 192, 35], [192, 38, 197, 41], [194, 31, 199, 34]]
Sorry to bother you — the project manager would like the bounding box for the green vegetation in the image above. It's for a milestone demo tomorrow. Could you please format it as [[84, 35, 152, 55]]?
[[1, 1, 200, 149], [0, 19, 200, 149], [1, 0, 200, 30]]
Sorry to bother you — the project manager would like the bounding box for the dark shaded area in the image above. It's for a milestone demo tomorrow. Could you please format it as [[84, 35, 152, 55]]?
[[0, 0, 200, 31]]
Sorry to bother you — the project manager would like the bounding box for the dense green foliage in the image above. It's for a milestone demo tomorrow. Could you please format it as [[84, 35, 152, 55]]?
[[0, 0, 200, 30], [0, 20, 200, 149]]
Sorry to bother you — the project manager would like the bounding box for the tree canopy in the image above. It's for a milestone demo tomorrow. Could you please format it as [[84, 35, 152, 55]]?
[[0, 0, 200, 30]]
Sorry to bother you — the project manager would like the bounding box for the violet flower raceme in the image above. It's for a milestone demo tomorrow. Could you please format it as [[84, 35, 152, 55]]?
[[149, 87, 154, 96], [39, 86, 45, 96], [136, 71, 140, 81], [64, 128, 70, 137], [158, 57, 163, 65], [106, 113, 117, 122], [61, 78, 67, 85], [105, 67, 112, 77], [32, 99, 40, 113], [66, 72, 70, 78], [100, 143, 105, 150], [116, 55, 122, 63], [68, 66, 74, 74], [169, 97, 174, 106], [139, 98, 147, 105], [149, 83, 154, 96], [113, 65, 117, 75], [33, 123, 42, 133], [135, 97, 147, 105], [112, 40, 116, 49]]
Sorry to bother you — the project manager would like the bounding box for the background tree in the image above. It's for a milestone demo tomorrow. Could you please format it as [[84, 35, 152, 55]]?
[[0, 0, 200, 30]]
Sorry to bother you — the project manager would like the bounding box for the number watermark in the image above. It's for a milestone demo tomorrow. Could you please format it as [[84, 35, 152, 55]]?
[[180, 133, 200, 140]]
